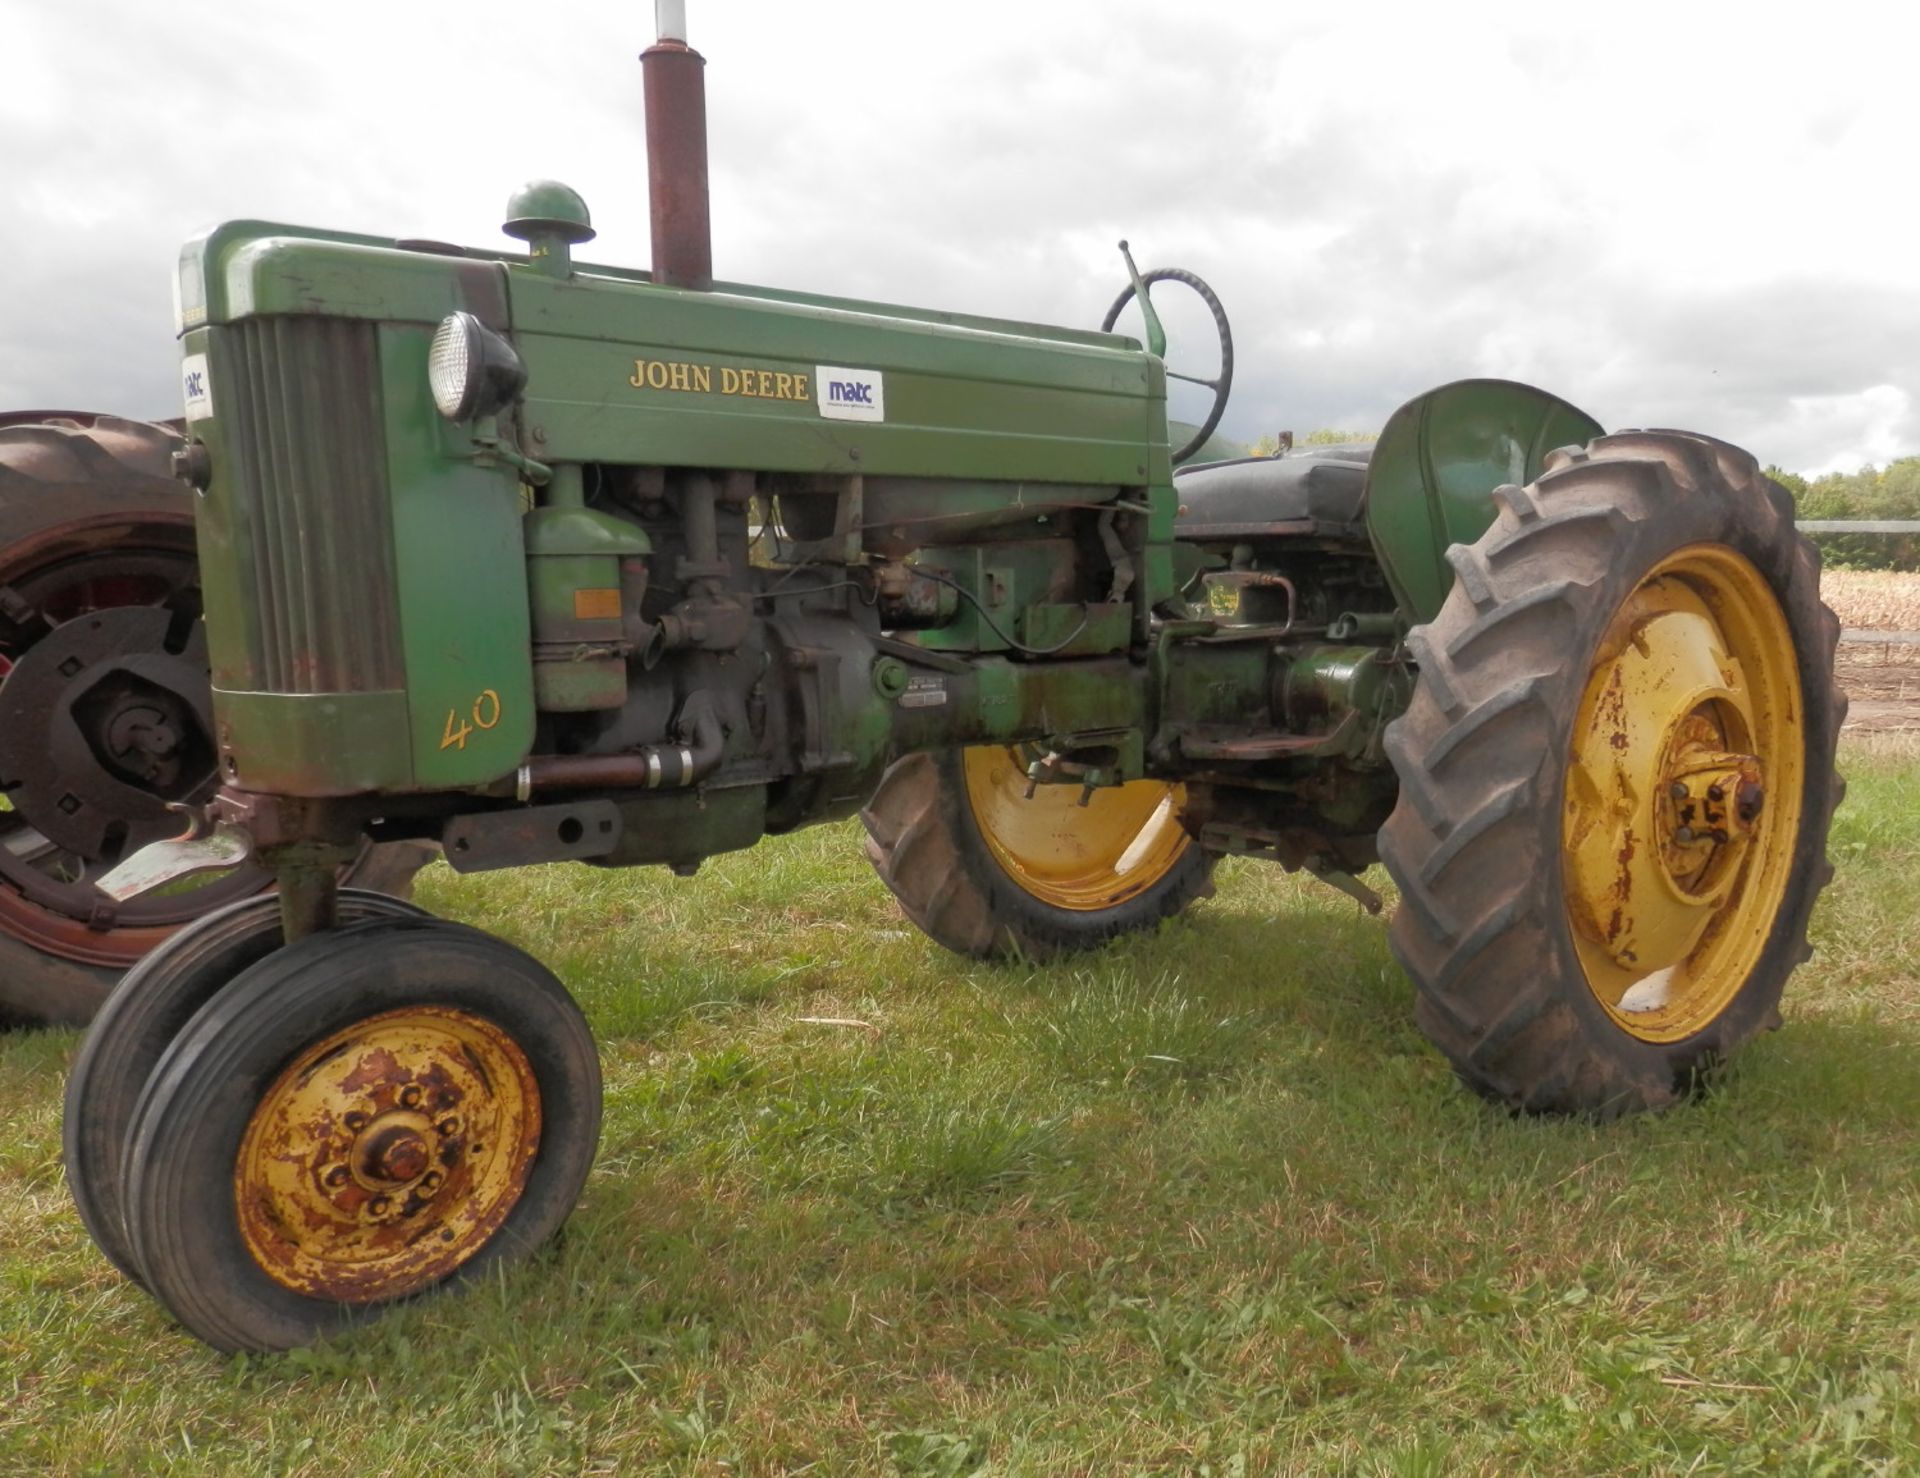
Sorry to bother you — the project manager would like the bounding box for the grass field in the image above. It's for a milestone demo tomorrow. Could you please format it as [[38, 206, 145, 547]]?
[[3, 740, 1917, 1474]]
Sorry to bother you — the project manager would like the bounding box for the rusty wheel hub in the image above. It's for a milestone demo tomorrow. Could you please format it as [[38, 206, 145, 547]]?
[[235, 1005, 541, 1303], [1563, 546, 1804, 1042], [0, 603, 215, 858]]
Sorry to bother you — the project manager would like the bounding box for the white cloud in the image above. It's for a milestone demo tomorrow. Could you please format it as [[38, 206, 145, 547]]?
[[0, 0, 1913, 473], [1792, 386, 1916, 477]]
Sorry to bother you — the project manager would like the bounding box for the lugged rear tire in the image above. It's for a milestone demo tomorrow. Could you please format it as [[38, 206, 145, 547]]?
[[1378, 430, 1843, 1117], [0, 415, 433, 1028], [861, 747, 1214, 959]]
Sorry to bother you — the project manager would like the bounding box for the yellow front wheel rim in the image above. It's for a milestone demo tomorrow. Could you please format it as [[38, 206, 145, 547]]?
[[234, 1005, 542, 1303], [1563, 545, 1805, 1043], [962, 746, 1192, 911]]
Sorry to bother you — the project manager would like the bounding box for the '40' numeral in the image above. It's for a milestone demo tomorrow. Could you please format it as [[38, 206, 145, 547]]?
[[440, 689, 502, 751]]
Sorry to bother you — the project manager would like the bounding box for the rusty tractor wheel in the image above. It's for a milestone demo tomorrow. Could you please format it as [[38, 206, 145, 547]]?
[[861, 746, 1214, 960], [1378, 430, 1843, 1117], [63, 888, 429, 1287], [120, 917, 601, 1352], [0, 415, 432, 1029]]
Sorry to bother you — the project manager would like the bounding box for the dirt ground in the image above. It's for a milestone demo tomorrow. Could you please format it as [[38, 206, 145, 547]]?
[[1836, 640, 1920, 732], [1819, 571, 1920, 731]]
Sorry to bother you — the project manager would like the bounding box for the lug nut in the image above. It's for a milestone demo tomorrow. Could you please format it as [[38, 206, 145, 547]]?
[[324, 1165, 351, 1189], [369, 1196, 392, 1217], [399, 1085, 423, 1110], [1707, 783, 1725, 802], [436, 1117, 461, 1137], [421, 1171, 443, 1194], [1675, 826, 1696, 843], [344, 1111, 369, 1133], [1669, 781, 1689, 801]]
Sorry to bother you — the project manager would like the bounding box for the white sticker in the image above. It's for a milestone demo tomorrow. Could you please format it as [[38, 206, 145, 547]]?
[[899, 674, 947, 709], [181, 353, 214, 422], [816, 365, 884, 423]]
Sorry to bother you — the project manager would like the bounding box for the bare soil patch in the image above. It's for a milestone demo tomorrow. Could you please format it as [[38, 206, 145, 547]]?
[[1823, 570, 1920, 731]]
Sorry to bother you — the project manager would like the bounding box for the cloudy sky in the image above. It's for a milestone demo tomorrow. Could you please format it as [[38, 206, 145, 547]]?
[[6, 1, 1915, 475]]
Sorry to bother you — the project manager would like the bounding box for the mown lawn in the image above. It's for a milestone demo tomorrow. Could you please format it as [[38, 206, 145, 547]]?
[[3, 740, 1917, 1474]]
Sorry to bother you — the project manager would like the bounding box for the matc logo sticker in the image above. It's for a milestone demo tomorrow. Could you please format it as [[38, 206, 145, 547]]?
[[181, 354, 214, 422], [816, 365, 884, 423]]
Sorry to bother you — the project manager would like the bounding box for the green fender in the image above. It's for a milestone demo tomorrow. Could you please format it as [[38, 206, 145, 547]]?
[[1364, 378, 1603, 624]]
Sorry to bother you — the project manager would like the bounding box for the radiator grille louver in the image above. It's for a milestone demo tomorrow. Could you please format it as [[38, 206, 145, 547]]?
[[223, 318, 403, 693]]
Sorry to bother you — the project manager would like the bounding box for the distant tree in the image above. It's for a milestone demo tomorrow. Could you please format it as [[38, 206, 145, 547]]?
[[1780, 457, 1920, 572]]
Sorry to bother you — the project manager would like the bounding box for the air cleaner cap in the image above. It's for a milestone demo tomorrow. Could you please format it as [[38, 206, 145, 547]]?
[[502, 180, 597, 244]]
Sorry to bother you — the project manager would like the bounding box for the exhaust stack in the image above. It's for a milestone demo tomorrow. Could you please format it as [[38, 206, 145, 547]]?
[[642, 0, 713, 290]]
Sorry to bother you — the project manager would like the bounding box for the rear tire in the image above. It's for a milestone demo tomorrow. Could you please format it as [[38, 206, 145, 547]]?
[[0, 416, 431, 1028], [861, 746, 1213, 959], [1379, 431, 1843, 1116]]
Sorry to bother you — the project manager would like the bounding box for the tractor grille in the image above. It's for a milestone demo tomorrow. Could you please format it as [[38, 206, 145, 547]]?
[[222, 317, 404, 693]]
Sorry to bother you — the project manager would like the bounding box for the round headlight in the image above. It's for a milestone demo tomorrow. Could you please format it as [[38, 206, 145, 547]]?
[[428, 312, 527, 422], [428, 313, 481, 419]]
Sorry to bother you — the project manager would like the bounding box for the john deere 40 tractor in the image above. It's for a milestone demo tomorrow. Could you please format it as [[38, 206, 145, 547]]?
[[64, 10, 1841, 1353]]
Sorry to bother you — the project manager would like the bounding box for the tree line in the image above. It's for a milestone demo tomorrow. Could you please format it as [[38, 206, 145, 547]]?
[[1767, 459, 1920, 572]]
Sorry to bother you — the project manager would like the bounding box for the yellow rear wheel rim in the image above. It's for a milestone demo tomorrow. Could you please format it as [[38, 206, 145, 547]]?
[[961, 746, 1192, 911], [234, 1005, 541, 1304], [1563, 545, 1804, 1043]]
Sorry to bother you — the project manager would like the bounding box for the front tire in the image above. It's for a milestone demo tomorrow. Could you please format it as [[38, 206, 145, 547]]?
[[63, 889, 428, 1286], [121, 918, 601, 1352], [1379, 430, 1843, 1116]]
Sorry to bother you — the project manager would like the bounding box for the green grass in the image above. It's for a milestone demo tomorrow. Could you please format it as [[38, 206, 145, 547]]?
[[3, 740, 1918, 1473]]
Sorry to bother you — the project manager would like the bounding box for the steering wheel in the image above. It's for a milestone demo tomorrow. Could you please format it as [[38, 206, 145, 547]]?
[[1100, 264, 1234, 466]]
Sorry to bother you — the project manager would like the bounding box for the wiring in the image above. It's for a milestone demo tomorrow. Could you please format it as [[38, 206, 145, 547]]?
[[907, 566, 1092, 656]]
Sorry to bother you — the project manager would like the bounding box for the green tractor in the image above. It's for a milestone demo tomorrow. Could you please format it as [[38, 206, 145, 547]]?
[[64, 11, 1841, 1353], [0, 414, 429, 1028]]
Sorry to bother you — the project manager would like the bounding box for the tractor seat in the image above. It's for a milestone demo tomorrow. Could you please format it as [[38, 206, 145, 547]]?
[[1172, 442, 1374, 542]]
